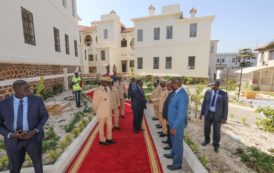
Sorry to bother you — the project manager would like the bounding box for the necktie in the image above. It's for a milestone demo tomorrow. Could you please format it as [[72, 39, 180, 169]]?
[[211, 91, 217, 107], [17, 100, 24, 131]]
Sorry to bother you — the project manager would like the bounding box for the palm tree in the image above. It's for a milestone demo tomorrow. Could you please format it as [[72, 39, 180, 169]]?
[[187, 85, 205, 118], [236, 48, 256, 100]]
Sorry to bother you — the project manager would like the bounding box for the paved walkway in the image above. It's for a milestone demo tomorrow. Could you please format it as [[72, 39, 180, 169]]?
[[144, 104, 192, 173]]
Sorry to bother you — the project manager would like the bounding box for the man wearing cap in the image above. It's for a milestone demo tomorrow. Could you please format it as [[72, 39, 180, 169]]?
[[158, 80, 169, 138], [72, 72, 82, 108], [92, 77, 115, 145], [200, 80, 228, 153], [149, 81, 161, 122], [109, 81, 121, 130]]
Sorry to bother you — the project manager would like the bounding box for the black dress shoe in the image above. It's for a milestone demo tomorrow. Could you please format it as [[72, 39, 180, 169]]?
[[139, 129, 145, 131], [214, 147, 219, 153], [99, 141, 109, 145], [163, 154, 173, 159], [162, 140, 169, 144], [201, 141, 209, 146], [152, 117, 159, 121], [158, 131, 163, 135], [106, 139, 116, 144], [156, 124, 161, 127], [163, 146, 172, 150], [156, 126, 162, 129], [159, 134, 167, 137], [167, 165, 182, 170]]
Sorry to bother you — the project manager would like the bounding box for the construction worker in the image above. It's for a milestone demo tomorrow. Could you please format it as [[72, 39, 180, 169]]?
[[92, 77, 116, 145], [72, 72, 82, 108]]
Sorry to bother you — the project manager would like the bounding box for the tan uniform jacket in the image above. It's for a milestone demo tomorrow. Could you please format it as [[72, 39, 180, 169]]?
[[108, 86, 120, 109], [91, 86, 112, 118], [150, 86, 161, 106], [159, 88, 169, 112], [118, 82, 125, 99]]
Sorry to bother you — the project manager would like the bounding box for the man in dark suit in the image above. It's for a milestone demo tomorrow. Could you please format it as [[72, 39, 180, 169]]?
[[200, 80, 228, 153], [131, 79, 146, 133], [0, 80, 49, 173], [162, 82, 175, 150], [128, 78, 136, 100]]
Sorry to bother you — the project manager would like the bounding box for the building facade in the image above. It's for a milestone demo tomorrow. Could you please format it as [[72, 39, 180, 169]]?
[[236, 42, 274, 91], [0, 0, 80, 99], [79, 11, 135, 75], [132, 4, 214, 78]]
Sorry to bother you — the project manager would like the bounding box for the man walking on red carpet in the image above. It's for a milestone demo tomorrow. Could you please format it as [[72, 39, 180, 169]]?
[[92, 77, 116, 145]]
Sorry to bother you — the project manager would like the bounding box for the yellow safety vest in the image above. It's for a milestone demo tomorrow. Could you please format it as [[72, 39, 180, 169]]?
[[72, 77, 82, 91]]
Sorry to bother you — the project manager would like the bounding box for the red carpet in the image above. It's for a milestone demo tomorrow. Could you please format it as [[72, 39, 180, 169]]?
[[66, 94, 163, 173]]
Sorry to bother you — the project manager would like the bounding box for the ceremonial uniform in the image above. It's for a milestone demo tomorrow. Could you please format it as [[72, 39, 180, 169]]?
[[92, 85, 113, 142], [109, 84, 120, 128], [159, 87, 169, 134], [150, 85, 161, 119], [118, 81, 125, 117]]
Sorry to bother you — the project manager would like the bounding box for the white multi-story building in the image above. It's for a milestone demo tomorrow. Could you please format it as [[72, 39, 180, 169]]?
[[80, 4, 215, 79], [0, 0, 80, 99], [236, 41, 274, 91], [79, 11, 135, 75], [132, 4, 215, 78]]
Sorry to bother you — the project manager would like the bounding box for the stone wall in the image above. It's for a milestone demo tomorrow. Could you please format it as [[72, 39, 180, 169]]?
[[0, 77, 65, 100], [0, 63, 77, 81]]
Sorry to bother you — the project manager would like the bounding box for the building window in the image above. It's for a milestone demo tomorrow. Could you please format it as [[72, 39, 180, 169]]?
[[137, 29, 143, 42], [62, 0, 67, 7], [154, 27, 160, 40], [65, 34, 70, 55], [166, 26, 173, 39], [232, 58, 236, 63], [84, 35, 92, 46], [130, 60, 135, 68], [21, 7, 36, 46], [137, 57, 143, 69], [165, 57, 172, 69], [153, 57, 160, 69], [222, 58, 225, 63], [121, 38, 127, 47], [104, 29, 108, 39], [53, 27, 60, 52], [84, 50, 87, 60], [74, 40, 78, 57], [217, 58, 220, 63], [89, 54, 94, 61], [188, 56, 195, 69], [190, 23, 197, 38], [71, 0, 76, 17], [101, 50, 105, 60]]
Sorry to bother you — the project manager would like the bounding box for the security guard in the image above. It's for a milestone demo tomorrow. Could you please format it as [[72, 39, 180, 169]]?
[[72, 72, 82, 108]]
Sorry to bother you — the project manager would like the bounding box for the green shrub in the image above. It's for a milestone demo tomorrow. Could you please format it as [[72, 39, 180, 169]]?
[[58, 134, 73, 150], [0, 140, 4, 150], [256, 107, 274, 132], [238, 147, 274, 173], [143, 75, 154, 83], [240, 116, 247, 124], [225, 79, 237, 91], [64, 112, 82, 133], [47, 150, 60, 163], [0, 155, 8, 171], [198, 155, 208, 167], [230, 113, 235, 119], [250, 84, 260, 91], [43, 126, 60, 153], [184, 135, 199, 153], [72, 127, 81, 137]]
